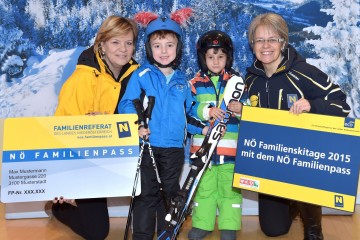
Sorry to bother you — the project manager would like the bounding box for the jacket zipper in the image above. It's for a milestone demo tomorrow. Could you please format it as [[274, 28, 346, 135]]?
[[278, 89, 283, 109], [266, 79, 270, 108]]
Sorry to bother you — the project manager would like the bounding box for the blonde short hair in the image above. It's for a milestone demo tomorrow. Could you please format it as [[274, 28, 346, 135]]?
[[94, 15, 138, 53], [248, 13, 288, 49]]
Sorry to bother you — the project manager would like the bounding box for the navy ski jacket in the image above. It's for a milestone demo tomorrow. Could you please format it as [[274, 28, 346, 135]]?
[[245, 45, 351, 117], [119, 62, 204, 148]]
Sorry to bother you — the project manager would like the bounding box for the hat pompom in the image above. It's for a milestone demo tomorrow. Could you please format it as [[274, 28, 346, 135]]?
[[134, 12, 158, 26], [170, 7, 193, 26]]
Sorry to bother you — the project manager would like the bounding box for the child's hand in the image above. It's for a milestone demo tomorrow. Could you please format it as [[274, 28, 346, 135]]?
[[210, 107, 226, 121], [202, 124, 226, 138], [202, 126, 209, 135], [139, 126, 151, 140], [220, 126, 227, 139], [228, 101, 243, 114]]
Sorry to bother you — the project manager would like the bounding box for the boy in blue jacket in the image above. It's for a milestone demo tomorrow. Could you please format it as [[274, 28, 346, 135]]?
[[119, 13, 205, 239]]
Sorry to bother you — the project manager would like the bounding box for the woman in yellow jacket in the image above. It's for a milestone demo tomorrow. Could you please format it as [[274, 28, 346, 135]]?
[[48, 15, 139, 240], [55, 16, 139, 116]]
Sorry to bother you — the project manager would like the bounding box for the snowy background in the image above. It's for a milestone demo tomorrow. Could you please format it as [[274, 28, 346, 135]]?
[[1, 0, 359, 118], [1, 0, 359, 218]]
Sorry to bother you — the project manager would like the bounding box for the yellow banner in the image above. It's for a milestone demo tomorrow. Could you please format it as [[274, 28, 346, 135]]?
[[234, 107, 360, 212], [3, 114, 138, 150], [1, 114, 140, 203], [240, 106, 359, 136]]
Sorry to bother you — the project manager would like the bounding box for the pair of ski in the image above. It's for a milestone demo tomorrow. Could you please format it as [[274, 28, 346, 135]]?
[[157, 75, 245, 240]]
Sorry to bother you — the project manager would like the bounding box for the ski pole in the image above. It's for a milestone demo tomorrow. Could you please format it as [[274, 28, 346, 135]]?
[[124, 96, 156, 240], [123, 98, 146, 240], [123, 140, 145, 240]]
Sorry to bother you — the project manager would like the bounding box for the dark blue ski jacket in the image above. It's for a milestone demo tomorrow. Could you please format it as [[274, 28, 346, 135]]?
[[245, 45, 351, 117]]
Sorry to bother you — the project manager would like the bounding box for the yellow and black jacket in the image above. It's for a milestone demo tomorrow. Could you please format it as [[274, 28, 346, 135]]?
[[55, 46, 139, 116], [245, 45, 350, 117]]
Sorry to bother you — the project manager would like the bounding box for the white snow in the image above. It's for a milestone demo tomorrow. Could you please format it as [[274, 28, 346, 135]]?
[[0, 47, 85, 118]]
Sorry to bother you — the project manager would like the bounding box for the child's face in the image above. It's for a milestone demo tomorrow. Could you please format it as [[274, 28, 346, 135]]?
[[150, 33, 178, 68], [205, 48, 227, 74]]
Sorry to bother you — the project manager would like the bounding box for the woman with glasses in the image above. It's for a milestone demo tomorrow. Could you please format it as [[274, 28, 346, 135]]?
[[245, 13, 350, 240]]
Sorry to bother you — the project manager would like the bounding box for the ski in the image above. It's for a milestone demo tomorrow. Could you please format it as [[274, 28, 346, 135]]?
[[157, 75, 245, 240]]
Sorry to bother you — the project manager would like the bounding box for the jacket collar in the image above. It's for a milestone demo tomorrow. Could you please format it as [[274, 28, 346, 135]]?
[[77, 46, 139, 82], [247, 44, 305, 77]]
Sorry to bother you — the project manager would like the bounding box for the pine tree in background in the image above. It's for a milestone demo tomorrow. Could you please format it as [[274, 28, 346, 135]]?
[[1, 0, 359, 118], [304, 0, 360, 117], [0, 1, 34, 79]]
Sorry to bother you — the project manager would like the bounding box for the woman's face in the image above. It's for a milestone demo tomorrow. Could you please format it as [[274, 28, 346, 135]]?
[[253, 25, 285, 70], [101, 31, 134, 74]]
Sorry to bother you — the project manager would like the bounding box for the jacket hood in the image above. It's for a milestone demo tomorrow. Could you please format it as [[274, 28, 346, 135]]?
[[77, 46, 100, 70], [247, 44, 306, 77]]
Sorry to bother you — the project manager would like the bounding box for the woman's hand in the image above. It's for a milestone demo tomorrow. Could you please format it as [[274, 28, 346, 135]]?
[[290, 98, 311, 115], [53, 197, 77, 207], [228, 101, 243, 114], [85, 112, 103, 116]]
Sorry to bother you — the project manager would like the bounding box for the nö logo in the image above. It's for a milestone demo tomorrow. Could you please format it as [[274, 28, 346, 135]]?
[[344, 117, 355, 128], [334, 195, 344, 208], [287, 94, 298, 108], [117, 121, 131, 138]]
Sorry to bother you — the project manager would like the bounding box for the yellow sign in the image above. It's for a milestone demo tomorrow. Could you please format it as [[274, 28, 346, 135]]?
[[1, 114, 140, 203], [233, 106, 360, 212], [3, 114, 138, 150]]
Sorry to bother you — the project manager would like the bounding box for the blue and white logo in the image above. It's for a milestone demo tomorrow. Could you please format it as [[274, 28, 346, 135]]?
[[176, 84, 185, 92], [117, 121, 131, 138], [287, 94, 298, 108], [334, 195, 344, 208], [344, 117, 355, 128]]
